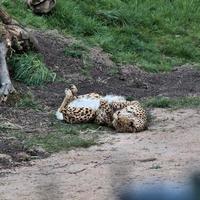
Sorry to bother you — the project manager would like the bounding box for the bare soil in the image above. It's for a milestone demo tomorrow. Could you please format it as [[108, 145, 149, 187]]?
[[0, 108, 200, 200], [33, 31, 200, 102], [5, 30, 200, 108]]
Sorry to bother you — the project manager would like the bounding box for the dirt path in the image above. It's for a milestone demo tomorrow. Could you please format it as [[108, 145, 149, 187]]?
[[0, 108, 200, 200]]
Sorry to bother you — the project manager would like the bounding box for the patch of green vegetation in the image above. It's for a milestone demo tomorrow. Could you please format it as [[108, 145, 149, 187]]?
[[15, 92, 42, 110], [64, 42, 93, 76], [24, 132, 96, 153], [4, 0, 200, 72], [144, 96, 200, 108], [150, 164, 162, 169], [8, 52, 56, 86], [3, 122, 104, 153], [53, 121, 103, 135], [126, 96, 135, 101], [64, 42, 88, 58]]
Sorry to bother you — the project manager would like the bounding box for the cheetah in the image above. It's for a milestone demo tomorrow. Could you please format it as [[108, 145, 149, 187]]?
[[56, 85, 147, 133], [112, 102, 147, 132]]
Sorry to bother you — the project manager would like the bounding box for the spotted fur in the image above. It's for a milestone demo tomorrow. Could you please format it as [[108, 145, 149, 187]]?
[[56, 85, 147, 132], [112, 102, 147, 133]]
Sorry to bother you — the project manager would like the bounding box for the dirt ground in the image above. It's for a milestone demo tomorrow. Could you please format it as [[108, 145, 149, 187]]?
[[33, 30, 200, 101], [0, 108, 200, 200], [0, 31, 200, 199], [0, 30, 200, 164], [4, 30, 200, 107]]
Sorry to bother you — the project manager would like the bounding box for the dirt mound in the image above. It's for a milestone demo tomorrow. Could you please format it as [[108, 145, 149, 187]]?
[[33, 30, 200, 105]]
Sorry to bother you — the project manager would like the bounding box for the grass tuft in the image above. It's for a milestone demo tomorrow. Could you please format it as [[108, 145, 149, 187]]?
[[15, 92, 42, 110], [0, 122, 104, 154], [9, 122, 102, 153], [144, 96, 200, 108], [64, 42, 88, 58], [24, 132, 96, 153], [9, 52, 56, 86]]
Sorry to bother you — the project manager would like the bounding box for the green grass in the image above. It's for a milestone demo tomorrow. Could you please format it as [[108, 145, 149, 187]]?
[[64, 42, 93, 76], [64, 42, 89, 59], [0, 122, 103, 153], [23, 132, 96, 153], [15, 92, 42, 110], [8, 52, 56, 86], [144, 96, 200, 108], [21, 122, 102, 153], [3, 0, 200, 72]]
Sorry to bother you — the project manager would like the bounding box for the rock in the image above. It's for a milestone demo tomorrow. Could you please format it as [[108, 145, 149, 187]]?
[[28, 146, 49, 158], [90, 47, 114, 68], [27, 0, 56, 14], [119, 65, 149, 89], [15, 152, 30, 162], [0, 154, 12, 165], [0, 122, 22, 130]]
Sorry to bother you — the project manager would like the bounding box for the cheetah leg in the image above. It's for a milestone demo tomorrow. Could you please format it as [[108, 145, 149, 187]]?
[[56, 89, 75, 120], [57, 89, 74, 112]]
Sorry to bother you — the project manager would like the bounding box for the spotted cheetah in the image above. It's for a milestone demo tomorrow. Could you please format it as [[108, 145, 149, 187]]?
[[112, 102, 147, 132], [56, 85, 147, 133]]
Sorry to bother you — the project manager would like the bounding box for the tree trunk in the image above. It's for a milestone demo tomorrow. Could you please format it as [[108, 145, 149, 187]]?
[[0, 7, 38, 103], [0, 41, 15, 102]]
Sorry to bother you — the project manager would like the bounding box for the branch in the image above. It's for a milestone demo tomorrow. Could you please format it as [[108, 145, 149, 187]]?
[[0, 8, 12, 24]]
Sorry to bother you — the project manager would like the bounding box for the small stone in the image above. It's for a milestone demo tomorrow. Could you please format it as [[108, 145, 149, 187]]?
[[28, 146, 49, 157], [15, 152, 30, 162], [0, 154, 12, 165]]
